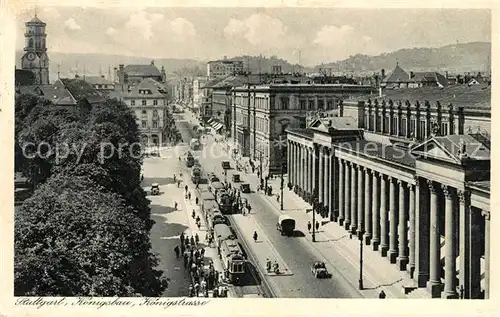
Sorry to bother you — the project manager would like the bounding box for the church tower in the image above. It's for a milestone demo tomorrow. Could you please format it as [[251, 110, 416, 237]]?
[[21, 13, 50, 85]]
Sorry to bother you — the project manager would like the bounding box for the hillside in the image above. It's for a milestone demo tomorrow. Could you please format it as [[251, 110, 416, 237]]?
[[319, 42, 491, 75]]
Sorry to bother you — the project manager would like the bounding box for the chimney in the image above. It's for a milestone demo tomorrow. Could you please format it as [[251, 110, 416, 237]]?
[[118, 64, 125, 84], [381, 69, 385, 78], [410, 71, 414, 79], [101, 75, 105, 78], [445, 71, 449, 78], [151, 60, 155, 66]]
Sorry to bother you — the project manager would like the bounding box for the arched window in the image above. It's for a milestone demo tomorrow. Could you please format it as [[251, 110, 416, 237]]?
[[28, 38, 34, 48]]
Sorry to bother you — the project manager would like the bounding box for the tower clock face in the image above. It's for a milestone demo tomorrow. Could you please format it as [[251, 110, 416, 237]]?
[[26, 52, 36, 61]]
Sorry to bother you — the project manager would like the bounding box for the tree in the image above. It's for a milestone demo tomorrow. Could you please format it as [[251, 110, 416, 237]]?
[[15, 174, 168, 296]]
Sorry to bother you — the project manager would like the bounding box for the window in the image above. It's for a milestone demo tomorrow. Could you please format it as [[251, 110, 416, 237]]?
[[142, 100, 146, 106], [153, 99, 158, 105], [300, 100, 306, 110], [410, 118, 416, 137], [153, 110, 158, 117], [384, 116, 390, 134], [281, 98, 289, 110], [308, 100, 314, 110], [392, 116, 398, 135], [141, 110, 147, 115], [419, 120, 426, 140], [401, 118, 407, 136], [152, 120, 158, 128], [131, 100, 136, 106], [441, 122, 448, 136], [141, 120, 147, 128], [327, 101, 333, 109], [318, 100, 324, 110], [377, 114, 383, 132]]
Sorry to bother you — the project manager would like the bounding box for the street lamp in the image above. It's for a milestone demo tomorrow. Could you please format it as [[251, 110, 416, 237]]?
[[224, 170, 227, 183], [259, 151, 263, 186], [312, 187, 318, 243], [280, 164, 285, 210], [358, 230, 365, 290]]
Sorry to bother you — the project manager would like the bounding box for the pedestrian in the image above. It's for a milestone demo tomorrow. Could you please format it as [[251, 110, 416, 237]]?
[[194, 282, 200, 297], [196, 182, 199, 189], [174, 202, 178, 210], [188, 192, 192, 200], [174, 245, 180, 258], [266, 258, 271, 272], [174, 174, 176, 182], [196, 215, 201, 223], [183, 252, 189, 268], [188, 284, 194, 297], [200, 248, 205, 258], [195, 233, 199, 244], [185, 185, 188, 192], [379, 290, 386, 299], [253, 231, 258, 242], [213, 286, 219, 298], [307, 221, 312, 233], [177, 180, 180, 188], [315, 221, 320, 232], [191, 235, 195, 246], [180, 232, 185, 244], [195, 197, 199, 205], [197, 221, 201, 230], [277, 194, 280, 203], [192, 210, 196, 219]]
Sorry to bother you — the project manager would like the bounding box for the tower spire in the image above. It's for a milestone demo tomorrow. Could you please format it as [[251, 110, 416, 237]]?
[[34, 5, 38, 18], [57, 63, 60, 78]]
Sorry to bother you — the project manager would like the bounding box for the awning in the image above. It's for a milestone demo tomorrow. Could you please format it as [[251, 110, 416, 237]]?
[[207, 118, 214, 124], [214, 123, 224, 131]]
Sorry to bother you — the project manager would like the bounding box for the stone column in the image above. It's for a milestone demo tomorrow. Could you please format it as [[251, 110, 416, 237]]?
[[397, 180, 409, 270], [357, 165, 364, 236], [388, 177, 398, 263], [292, 143, 297, 186], [379, 174, 389, 257], [442, 185, 458, 298], [407, 182, 416, 278], [288, 141, 292, 183], [306, 148, 311, 195], [300, 146, 304, 192], [324, 151, 330, 217], [350, 163, 358, 234], [318, 149, 324, 205], [364, 168, 372, 245], [414, 177, 429, 287], [371, 171, 380, 251], [483, 210, 490, 299], [427, 180, 441, 298], [344, 161, 351, 230], [338, 159, 345, 226]]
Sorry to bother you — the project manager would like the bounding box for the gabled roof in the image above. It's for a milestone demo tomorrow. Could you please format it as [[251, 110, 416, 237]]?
[[410, 135, 490, 164], [411, 72, 448, 86], [383, 64, 409, 83], [27, 15, 45, 24], [84, 76, 114, 86], [126, 78, 168, 98], [123, 64, 162, 77], [59, 78, 104, 104], [17, 84, 77, 106]]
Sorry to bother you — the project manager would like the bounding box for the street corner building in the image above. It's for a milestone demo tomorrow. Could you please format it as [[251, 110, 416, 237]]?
[[286, 85, 491, 299], [231, 83, 375, 175]]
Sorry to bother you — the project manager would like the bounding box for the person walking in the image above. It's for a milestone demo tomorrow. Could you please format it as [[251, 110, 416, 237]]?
[[315, 221, 320, 232], [185, 185, 188, 193], [195, 233, 200, 245], [177, 180, 181, 188], [196, 215, 201, 224], [307, 221, 312, 233], [379, 290, 386, 299], [192, 210, 196, 219], [174, 245, 180, 259], [174, 202, 178, 210], [188, 192, 192, 200], [173, 174, 176, 182], [195, 197, 199, 205], [190, 235, 195, 246], [253, 231, 258, 242]]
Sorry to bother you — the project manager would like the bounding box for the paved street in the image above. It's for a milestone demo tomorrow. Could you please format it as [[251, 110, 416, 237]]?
[[175, 111, 362, 298]]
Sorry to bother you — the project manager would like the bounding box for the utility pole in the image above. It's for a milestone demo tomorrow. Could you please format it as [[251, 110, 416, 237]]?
[[359, 229, 365, 289], [280, 164, 284, 210], [259, 151, 263, 189], [312, 187, 317, 242]]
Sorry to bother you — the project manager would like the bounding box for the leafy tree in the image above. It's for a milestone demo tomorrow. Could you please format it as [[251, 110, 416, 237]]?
[[15, 174, 168, 296]]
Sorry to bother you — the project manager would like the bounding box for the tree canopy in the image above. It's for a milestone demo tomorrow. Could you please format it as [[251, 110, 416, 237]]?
[[14, 94, 166, 296]]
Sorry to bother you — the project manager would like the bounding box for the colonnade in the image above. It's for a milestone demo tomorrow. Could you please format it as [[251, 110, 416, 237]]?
[[287, 139, 490, 299]]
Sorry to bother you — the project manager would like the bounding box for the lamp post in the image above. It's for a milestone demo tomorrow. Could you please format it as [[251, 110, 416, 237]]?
[[312, 188, 318, 242], [358, 230, 365, 290], [280, 164, 285, 210], [224, 170, 227, 183], [259, 151, 263, 186]]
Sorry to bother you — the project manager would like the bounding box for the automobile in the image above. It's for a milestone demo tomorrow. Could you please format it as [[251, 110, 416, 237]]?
[[208, 173, 220, 183], [151, 183, 160, 195], [221, 161, 231, 170], [232, 173, 241, 182], [240, 183, 251, 193], [311, 261, 331, 279]]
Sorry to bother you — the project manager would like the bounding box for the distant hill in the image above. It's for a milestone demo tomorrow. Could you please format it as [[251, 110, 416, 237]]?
[[318, 42, 491, 75], [15, 51, 206, 83]]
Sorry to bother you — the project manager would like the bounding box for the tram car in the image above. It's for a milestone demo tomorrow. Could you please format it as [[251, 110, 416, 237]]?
[[216, 189, 234, 214], [191, 166, 202, 183], [186, 152, 195, 167], [219, 239, 246, 284], [213, 223, 235, 249], [209, 181, 225, 194], [207, 210, 226, 231]]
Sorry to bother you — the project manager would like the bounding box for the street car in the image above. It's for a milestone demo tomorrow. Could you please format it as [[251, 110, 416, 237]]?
[[311, 261, 331, 279], [232, 173, 241, 182], [151, 183, 160, 195], [221, 161, 231, 170], [240, 183, 251, 193]]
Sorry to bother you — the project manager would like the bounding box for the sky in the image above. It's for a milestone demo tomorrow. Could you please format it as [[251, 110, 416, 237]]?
[[15, 6, 491, 66]]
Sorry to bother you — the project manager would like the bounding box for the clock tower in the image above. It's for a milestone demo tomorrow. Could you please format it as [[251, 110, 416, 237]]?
[[21, 13, 50, 85]]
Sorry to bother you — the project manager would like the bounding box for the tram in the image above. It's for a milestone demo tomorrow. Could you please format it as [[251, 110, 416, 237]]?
[[219, 238, 246, 284]]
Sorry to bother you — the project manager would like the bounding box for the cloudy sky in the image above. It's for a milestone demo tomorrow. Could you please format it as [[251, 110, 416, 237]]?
[[15, 6, 491, 66]]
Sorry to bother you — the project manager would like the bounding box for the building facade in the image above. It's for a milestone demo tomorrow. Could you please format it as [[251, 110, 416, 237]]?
[[83, 75, 115, 96], [382, 64, 448, 88], [207, 59, 244, 78], [21, 14, 50, 85], [286, 85, 491, 299], [232, 84, 375, 174], [115, 61, 166, 85], [112, 78, 169, 146]]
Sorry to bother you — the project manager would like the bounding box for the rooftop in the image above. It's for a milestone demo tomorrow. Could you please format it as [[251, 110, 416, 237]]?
[[84, 75, 114, 86], [27, 15, 45, 24], [123, 64, 162, 77], [336, 140, 416, 168], [59, 78, 104, 104], [17, 84, 77, 106], [469, 180, 490, 192], [351, 85, 491, 109], [126, 78, 168, 99], [286, 128, 315, 139]]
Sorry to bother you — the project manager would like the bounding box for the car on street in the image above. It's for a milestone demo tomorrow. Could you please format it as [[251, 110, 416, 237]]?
[[208, 173, 220, 184], [311, 261, 331, 279], [151, 183, 160, 195], [232, 173, 241, 182], [240, 183, 251, 193], [221, 161, 231, 170]]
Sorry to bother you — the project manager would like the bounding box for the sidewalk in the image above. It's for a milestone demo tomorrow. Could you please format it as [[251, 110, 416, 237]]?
[[230, 214, 293, 277]]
